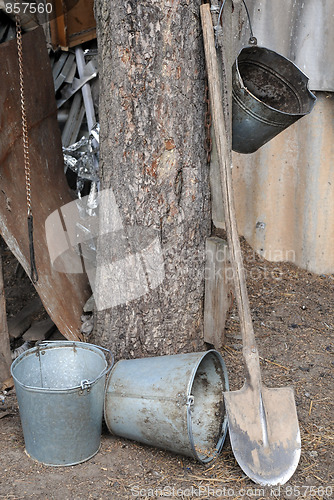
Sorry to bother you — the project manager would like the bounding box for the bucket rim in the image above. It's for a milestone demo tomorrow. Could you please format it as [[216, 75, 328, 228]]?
[[234, 44, 316, 118], [186, 349, 229, 464], [11, 340, 114, 393], [24, 443, 101, 467]]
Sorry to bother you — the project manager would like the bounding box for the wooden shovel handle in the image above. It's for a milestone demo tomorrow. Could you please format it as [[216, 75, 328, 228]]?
[[200, 4, 256, 353]]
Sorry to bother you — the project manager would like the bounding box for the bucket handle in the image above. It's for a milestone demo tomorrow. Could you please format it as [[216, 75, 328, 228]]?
[[214, 0, 257, 48], [81, 345, 114, 388], [38, 341, 114, 390]]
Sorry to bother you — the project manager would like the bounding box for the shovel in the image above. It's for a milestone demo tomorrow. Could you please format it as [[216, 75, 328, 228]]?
[[200, 4, 301, 486]]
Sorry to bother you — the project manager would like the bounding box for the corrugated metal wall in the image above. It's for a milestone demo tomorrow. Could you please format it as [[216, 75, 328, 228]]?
[[231, 92, 334, 274], [213, 1, 334, 274], [245, 0, 334, 92]]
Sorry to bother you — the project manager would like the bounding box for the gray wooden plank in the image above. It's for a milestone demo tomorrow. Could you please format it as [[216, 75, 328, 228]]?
[[204, 237, 232, 349], [54, 53, 76, 92], [209, 0, 244, 229], [7, 297, 42, 339], [65, 61, 77, 84], [52, 52, 68, 81], [23, 318, 56, 342], [61, 92, 84, 147]]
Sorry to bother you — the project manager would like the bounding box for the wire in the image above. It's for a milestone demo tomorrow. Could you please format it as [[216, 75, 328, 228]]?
[[217, 0, 227, 28], [214, 0, 227, 47], [242, 0, 254, 39], [215, 0, 257, 47]]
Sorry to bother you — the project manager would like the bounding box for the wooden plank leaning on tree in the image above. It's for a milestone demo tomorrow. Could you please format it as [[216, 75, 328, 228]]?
[[204, 237, 232, 349], [204, 0, 243, 347]]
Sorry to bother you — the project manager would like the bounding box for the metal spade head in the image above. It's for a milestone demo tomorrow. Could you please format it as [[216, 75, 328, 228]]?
[[224, 383, 301, 486]]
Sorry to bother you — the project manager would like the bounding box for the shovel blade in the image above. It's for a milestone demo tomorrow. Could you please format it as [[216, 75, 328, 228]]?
[[224, 384, 301, 486]]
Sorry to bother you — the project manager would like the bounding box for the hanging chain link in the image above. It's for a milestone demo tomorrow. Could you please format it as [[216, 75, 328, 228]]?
[[204, 77, 212, 164], [16, 16, 32, 216], [15, 16, 38, 283]]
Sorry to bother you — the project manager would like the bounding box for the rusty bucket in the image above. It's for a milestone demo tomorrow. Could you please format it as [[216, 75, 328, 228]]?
[[232, 45, 316, 154]]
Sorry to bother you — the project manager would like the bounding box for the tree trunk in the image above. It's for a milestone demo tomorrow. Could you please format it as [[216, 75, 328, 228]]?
[[94, 0, 211, 358]]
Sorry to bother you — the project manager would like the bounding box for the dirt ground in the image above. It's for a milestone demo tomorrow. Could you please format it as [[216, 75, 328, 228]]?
[[0, 238, 333, 500]]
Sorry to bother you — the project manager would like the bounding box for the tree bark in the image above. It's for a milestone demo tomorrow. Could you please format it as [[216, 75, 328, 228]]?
[[94, 0, 211, 358]]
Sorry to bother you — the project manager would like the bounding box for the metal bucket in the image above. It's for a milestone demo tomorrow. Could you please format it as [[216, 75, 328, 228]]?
[[104, 350, 229, 463], [11, 341, 113, 466], [232, 45, 316, 154]]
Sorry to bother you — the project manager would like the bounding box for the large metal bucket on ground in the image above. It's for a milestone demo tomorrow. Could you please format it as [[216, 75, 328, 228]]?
[[232, 45, 316, 154], [104, 350, 229, 463], [11, 341, 113, 466]]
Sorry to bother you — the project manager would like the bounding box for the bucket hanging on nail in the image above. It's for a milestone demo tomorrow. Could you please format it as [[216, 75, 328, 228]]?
[[232, 45, 316, 154]]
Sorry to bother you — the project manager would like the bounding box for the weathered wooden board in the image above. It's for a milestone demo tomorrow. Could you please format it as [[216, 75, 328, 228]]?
[[209, 0, 245, 229], [204, 1, 244, 349], [23, 317, 56, 342], [50, 0, 96, 49], [204, 237, 232, 349], [7, 297, 42, 339], [0, 249, 11, 384], [0, 27, 90, 341]]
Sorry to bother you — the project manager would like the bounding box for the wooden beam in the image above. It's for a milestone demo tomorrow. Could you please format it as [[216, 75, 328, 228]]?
[[50, 0, 68, 49], [49, 0, 96, 50]]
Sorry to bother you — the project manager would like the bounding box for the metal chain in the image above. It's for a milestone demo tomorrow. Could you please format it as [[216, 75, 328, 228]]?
[[15, 16, 38, 283], [204, 77, 212, 164], [16, 16, 32, 216]]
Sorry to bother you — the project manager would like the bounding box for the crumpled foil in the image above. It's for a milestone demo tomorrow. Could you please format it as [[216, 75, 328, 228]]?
[[63, 124, 100, 260], [63, 123, 100, 186]]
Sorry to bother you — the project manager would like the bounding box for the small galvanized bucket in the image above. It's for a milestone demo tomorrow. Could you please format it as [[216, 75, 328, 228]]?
[[104, 350, 229, 463], [11, 341, 113, 466], [232, 45, 316, 154]]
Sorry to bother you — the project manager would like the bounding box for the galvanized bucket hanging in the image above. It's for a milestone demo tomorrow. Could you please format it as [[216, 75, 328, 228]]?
[[232, 45, 316, 154]]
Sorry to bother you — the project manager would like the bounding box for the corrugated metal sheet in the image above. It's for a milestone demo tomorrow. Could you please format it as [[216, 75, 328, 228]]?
[[244, 0, 334, 91], [231, 92, 334, 275]]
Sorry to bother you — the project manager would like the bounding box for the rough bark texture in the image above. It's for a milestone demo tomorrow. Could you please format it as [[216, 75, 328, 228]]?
[[94, 0, 211, 358]]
